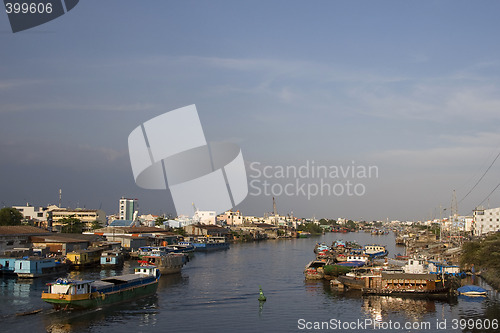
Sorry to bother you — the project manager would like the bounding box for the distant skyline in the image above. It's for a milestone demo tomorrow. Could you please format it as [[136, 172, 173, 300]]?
[[2, 1, 500, 221]]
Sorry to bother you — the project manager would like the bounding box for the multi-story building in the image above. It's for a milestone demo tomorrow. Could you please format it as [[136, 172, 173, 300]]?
[[473, 206, 500, 236], [193, 210, 217, 225], [119, 197, 137, 220], [218, 210, 243, 226], [51, 208, 106, 232]]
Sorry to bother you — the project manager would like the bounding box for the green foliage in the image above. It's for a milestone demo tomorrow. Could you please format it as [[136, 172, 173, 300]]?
[[323, 265, 352, 276], [297, 222, 322, 234], [461, 233, 500, 269], [90, 220, 102, 230], [60, 216, 83, 233], [155, 216, 167, 226], [0, 207, 23, 226]]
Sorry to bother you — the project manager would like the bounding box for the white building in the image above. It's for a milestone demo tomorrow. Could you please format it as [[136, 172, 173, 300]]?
[[193, 210, 217, 225], [218, 210, 243, 226], [119, 197, 137, 220], [13, 204, 49, 222], [473, 206, 500, 236]]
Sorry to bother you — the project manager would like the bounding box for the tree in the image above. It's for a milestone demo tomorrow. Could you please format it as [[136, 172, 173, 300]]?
[[155, 216, 167, 226], [0, 207, 23, 226], [90, 220, 102, 230], [60, 216, 83, 233]]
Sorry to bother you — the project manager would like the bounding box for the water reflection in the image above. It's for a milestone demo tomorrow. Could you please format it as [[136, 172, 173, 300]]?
[[362, 296, 439, 322]]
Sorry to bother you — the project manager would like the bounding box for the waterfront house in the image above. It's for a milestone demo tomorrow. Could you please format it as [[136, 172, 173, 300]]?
[[0, 226, 51, 254], [184, 224, 230, 237]]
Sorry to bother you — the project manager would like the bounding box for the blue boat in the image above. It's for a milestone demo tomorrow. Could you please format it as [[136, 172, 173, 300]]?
[[188, 237, 230, 252], [457, 285, 487, 297], [14, 257, 68, 278], [363, 244, 388, 258]]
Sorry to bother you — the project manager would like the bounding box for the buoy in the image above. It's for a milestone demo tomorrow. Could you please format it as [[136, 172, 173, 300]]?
[[258, 286, 266, 301]]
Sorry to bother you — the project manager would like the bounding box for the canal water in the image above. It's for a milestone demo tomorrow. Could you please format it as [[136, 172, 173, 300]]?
[[2, 232, 500, 332]]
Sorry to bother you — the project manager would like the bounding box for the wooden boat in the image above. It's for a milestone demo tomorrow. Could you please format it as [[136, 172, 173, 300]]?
[[139, 253, 188, 274], [189, 237, 230, 252], [362, 272, 452, 296], [41, 265, 160, 310], [337, 267, 383, 290], [363, 244, 388, 258], [304, 260, 327, 280], [337, 254, 370, 267]]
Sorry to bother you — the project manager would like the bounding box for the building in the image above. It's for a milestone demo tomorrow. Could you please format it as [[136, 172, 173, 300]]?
[[50, 208, 106, 232], [184, 224, 230, 237], [473, 206, 500, 236], [218, 210, 243, 226], [0, 226, 51, 254], [119, 197, 137, 220], [12, 204, 49, 222], [193, 210, 217, 225]]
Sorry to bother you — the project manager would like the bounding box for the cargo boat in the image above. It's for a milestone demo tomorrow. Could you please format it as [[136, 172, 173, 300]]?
[[41, 265, 160, 310], [186, 237, 230, 252], [139, 253, 188, 274]]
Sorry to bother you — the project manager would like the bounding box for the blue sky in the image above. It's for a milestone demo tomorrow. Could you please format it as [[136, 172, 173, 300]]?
[[2, 1, 500, 221]]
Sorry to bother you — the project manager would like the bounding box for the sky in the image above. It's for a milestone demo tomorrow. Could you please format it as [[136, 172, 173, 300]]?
[[2, 0, 500, 221]]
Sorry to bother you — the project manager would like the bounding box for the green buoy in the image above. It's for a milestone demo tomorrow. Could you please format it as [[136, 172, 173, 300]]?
[[258, 286, 267, 301]]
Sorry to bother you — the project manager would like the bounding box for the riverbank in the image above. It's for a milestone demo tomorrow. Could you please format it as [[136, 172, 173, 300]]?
[[461, 232, 500, 291]]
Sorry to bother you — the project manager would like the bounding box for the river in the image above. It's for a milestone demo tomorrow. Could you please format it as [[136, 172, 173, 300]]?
[[2, 232, 500, 332]]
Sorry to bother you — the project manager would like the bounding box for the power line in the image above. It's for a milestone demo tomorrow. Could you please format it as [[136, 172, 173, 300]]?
[[458, 149, 500, 204]]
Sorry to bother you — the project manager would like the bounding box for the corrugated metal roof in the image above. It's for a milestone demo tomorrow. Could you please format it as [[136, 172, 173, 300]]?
[[0, 226, 50, 235]]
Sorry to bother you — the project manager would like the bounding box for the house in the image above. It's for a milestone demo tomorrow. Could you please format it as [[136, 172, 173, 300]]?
[[0, 226, 50, 254], [184, 224, 230, 237], [30, 233, 104, 255]]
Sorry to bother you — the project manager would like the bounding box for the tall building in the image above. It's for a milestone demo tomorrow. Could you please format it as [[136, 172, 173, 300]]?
[[119, 197, 137, 220]]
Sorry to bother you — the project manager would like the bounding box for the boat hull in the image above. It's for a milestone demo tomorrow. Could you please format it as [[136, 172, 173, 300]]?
[[42, 279, 158, 310]]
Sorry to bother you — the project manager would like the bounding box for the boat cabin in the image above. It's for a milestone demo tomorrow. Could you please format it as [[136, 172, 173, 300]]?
[[47, 278, 93, 295]]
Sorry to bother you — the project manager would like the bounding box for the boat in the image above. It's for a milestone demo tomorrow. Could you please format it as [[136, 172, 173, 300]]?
[[362, 272, 452, 296], [457, 285, 487, 297], [314, 243, 330, 254], [137, 246, 170, 259], [336, 254, 370, 267], [363, 244, 388, 258], [428, 261, 466, 278], [304, 260, 327, 280], [337, 267, 383, 290], [100, 250, 124, 267], [14, 257, 68, 278], [168, 243, 195, 253], [188, 236, 230, 252], [41, 265, 160, 310], [139, 252, 188, 274], [297, 231, 311, 238]]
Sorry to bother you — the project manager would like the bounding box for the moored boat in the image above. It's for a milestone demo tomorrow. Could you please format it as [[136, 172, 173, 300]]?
[[457, 285, 487, 297], [139, 253, 188, 274], [41, 265, 160, 310], [362, 272, 452, 296], [189, 236, 229, 252], [304, 260, 327, 280], [363, 244, 388, 258], [337, 254, 370, 267]]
